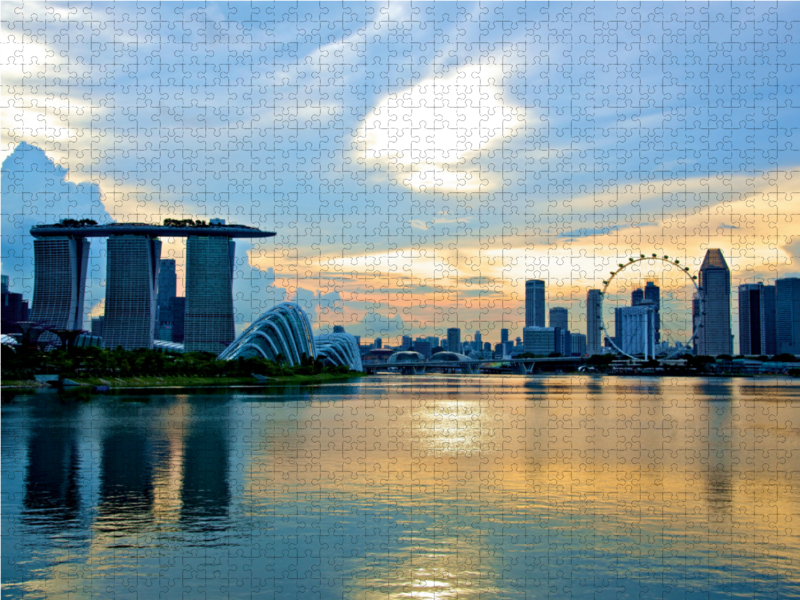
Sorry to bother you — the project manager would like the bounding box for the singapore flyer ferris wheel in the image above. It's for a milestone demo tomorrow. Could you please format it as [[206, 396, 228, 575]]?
[[600, 254, 703, 361]]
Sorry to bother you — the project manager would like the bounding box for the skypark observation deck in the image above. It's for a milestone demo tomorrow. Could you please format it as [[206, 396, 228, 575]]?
[[30, 222, 275, 352], [30, 223, 275, 239]]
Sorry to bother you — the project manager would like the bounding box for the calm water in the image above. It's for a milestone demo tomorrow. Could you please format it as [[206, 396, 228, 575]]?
[[2, 375, 799, 599]]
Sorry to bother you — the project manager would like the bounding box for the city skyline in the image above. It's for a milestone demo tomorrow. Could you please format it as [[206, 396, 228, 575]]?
[[12, 224, 800, 355], [2, 2, 799, 346]]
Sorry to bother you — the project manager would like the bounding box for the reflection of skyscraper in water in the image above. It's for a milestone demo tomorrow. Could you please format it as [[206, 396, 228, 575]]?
[[23, 407, 82, 529], [180, 410, 230, 523], [98, 429, 155, 528], [696, 380, 733, 511]]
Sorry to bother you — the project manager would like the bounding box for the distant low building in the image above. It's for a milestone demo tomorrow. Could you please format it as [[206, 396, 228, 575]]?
[[523, 326, 557, 355]]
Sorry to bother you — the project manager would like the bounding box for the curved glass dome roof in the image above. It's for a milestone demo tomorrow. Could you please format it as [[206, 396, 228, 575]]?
[[218, 302, 316, 365], [428, 351, 473, 362], [315, 333, 363, 372], [386, 351, 425, 364]]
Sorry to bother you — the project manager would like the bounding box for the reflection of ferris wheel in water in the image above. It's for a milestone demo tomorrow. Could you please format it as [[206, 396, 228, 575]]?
[[600, 254, 702, 361]]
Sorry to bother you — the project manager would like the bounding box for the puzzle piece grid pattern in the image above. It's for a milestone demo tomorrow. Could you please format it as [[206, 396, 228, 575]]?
[[2, 2, 800, 599]]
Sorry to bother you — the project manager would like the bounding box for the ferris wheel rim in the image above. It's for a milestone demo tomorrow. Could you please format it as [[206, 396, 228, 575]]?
[[598, 255, 703, 361]]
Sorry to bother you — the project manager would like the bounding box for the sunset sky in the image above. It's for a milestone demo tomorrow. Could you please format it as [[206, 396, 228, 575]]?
[[2, 2, 799, 345]]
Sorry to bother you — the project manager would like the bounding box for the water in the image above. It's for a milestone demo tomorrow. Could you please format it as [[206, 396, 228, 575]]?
[[2, 375, 800, 599]]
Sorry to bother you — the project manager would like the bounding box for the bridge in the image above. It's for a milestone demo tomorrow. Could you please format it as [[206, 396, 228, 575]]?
[[363, 356, 585, 375]]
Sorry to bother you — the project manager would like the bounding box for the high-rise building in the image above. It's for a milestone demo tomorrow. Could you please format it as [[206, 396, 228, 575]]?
[[738, 283, 777, 356], [555, 327, 571, 356], [696, 249, 732, 357], [401, 335, 412, 350], [413, 340, 432, 358], [631, 288, 644, 306], [184, 236, 236, 353], [549, 307, 568, 330], [333, 325, 345, 333], [523, 326, 557, 355], [1, 282, 30, 334], [426, 336, 439, 348], [691, 295, 701, 355], [586, 289, 602, 356], [1, 275, 8, 294], [570, 332, 587, 356], [30, 237, 91, 333], [644, 281, 661, 343], [501, 328, 509, 344], [170, 297, 186, 343], [525, 280, 546, 327], [157, 259, 177, 341], [776, 278, 800, 355], [103, 235, 162, 350], [91, 316, 104, 338], [375, 338, 382, 349], [616, 303, 657, 358], [447, 328, 461, 354], [474, 331, 482, 351]]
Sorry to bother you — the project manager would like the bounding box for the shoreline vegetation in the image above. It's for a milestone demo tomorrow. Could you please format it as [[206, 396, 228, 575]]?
[[1, 345, 366, 391]]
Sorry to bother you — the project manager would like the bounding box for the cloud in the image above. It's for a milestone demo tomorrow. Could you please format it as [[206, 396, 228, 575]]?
[[1, 142, 111, 323], [355, 63, 528, 193]]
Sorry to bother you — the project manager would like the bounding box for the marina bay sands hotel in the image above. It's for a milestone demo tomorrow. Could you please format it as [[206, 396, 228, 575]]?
[[29, 220, 275, 352]]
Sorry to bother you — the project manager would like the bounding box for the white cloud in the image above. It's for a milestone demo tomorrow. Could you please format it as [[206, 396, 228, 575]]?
[[355, 63, 528, 193]]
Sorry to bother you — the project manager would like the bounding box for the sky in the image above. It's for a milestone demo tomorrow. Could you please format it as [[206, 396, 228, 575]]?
[[2, 1, 799, 346]]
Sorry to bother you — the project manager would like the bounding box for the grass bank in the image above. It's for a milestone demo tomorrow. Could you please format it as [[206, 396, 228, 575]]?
[[2, 371, 367, 391]]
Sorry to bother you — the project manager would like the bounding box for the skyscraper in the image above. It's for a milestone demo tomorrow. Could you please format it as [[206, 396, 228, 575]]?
[[570, 333, 587, 356], [549, 307, 568, 330], [644, 281, 661, 343], [586, 289, 602, 356], [157, 259, 177, 341], [103, 235, 162, 350], [738, 283, 777, 356], [474, 330, 482, 351], [30, 237, 91, 333], [696, 249, 732, 357], [447, 328, 461, 354], [776, 278, 800, 355], [631, 288, 644, 306], [170, 297, 186, 343], [501, 328, 509, 344], [1, 279, 30, 334], [184, 236, 236, 353], [616, 303, 657, 358], [525, 280, 545, 327]]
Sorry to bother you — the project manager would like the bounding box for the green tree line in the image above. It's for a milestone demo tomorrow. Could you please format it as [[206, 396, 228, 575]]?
[[1, 345, 350, 381]]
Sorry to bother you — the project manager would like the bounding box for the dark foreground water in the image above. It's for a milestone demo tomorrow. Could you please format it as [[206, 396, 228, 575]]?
[[2, 375, 799, 599]]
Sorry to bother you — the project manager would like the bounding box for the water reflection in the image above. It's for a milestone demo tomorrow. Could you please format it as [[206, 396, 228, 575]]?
[[180, 401, 231, 527], [22, 403, 82, 531], [97, 428, 155, 531], [2, 377, 799, 599]]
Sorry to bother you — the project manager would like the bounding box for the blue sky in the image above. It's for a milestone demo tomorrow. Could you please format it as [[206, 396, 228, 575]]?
[[2, 2, 799, 344]]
